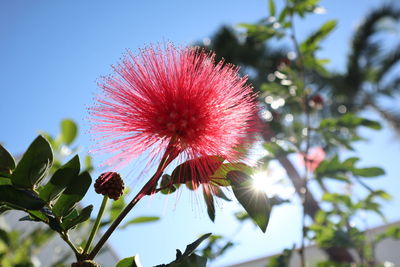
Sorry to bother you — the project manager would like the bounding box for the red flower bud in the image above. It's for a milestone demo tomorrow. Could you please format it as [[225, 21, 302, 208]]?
[[94, 172, 124, 200], [309, 94, 324, 109]]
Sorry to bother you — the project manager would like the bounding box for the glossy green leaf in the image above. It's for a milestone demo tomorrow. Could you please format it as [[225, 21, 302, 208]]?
[[0, 185, 46, 210], [116, 255, 141, 267], [52, 171, 92, 217], [0, 144, 15, 176], [39, 155, 80, 202], [11, 135, 53, 188], [60, 119, 78, 145], [27, 210, 49, 222], [62, 205, 93, 230], [352, 167, 385, 177], [120, 216, 160, 229], [228, 171, 271, 233]]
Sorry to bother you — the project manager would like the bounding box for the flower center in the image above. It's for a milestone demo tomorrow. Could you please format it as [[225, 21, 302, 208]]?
[[156, 105, 201, 140]]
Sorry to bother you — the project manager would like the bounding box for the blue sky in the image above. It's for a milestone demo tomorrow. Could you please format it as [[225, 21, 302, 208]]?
[[1, 1, 399, 266]]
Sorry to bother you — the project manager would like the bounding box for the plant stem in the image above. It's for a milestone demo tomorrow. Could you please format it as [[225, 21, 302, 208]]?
[[88, 172, 161, 260], [28, 210, 80, 259], [88, 140, 178, 260], [61, 232, 80, 258], [83, 195, 109, 255]]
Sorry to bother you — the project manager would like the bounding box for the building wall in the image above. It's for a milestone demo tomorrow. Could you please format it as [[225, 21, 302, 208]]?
[[225, 221, 400, 267]]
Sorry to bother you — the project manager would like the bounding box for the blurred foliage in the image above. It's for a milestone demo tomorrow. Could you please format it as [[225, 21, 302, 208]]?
[[1, 0, 400, 266], [195, 0, 400, 266]]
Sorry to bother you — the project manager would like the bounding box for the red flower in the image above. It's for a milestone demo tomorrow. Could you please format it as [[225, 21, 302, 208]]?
[[299, 146, 326, 172], [309, 94, 324, 109], [90, 45, 258, 189]]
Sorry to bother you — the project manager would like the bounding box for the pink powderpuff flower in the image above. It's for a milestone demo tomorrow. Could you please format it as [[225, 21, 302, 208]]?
[[90, 44, 258, 192], [299, 146, 326, 173]]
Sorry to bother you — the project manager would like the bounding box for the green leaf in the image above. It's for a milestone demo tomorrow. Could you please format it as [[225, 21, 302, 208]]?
[[203, 191, 215, 222], [300, 20, 337, 53], [266, 247, 293, 267], [210, 162, 253, 186], [11, 135, 53, 188], [160, 174, 177, 194], [62, 205, 93, 230], [375, 226, 400, 243], [60, 119, 78, 145], [278, 7, 288, 22], [170, 156, 224, 186], [0, 185, 46, 210], [322, 193, 352, 208], [0, 144, 15, 176], [84, 155, 93, 173], [212, 162, 253, 178], [27, 210, 49, 222], [0, 178, 11, 185], [116, 255, 141, 267], [269, 0, 276, 16], [120, 216, 160, 229], [162, 233, 211, 267], [343, 157, 359, 168], [170, 254, 207, 267], [235, 211, 250, 221], [0, 228, 10, 246], [213, 187, 231, 201], [352, 167, 385, 177], [227, 171, 271, 233], [52, 171, 92, 217], [182, 233, 212, 257], [39, 155, 80, 202], [109, 189, 128, 221], [360, 119, 381, 130]]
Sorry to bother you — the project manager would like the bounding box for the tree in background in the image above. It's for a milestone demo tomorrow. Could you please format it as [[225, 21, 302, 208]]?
[[199, 1, 400, 266], [1, 1, 400, 267]]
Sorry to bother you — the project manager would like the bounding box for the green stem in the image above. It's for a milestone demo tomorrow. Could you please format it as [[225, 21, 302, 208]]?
[[61, 232, 80, 259], [88, 140, 179, 260], [83, 195, 109, 255], [28, 210, 80, 259]]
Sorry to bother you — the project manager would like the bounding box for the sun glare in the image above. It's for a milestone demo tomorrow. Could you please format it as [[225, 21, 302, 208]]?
[[251, 166, 295, 199]]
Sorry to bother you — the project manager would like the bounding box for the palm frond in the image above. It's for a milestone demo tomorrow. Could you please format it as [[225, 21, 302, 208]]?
[[376, 44, 400, 83], [346, 5, 400, 92]]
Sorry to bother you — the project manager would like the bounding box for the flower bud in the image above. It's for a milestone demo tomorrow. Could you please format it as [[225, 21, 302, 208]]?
[[94, 172, 124, 200], [309, 94, 324, 109]]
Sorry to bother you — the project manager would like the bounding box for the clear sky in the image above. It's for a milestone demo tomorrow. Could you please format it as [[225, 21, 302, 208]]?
[[1, 1, 399, 266]]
